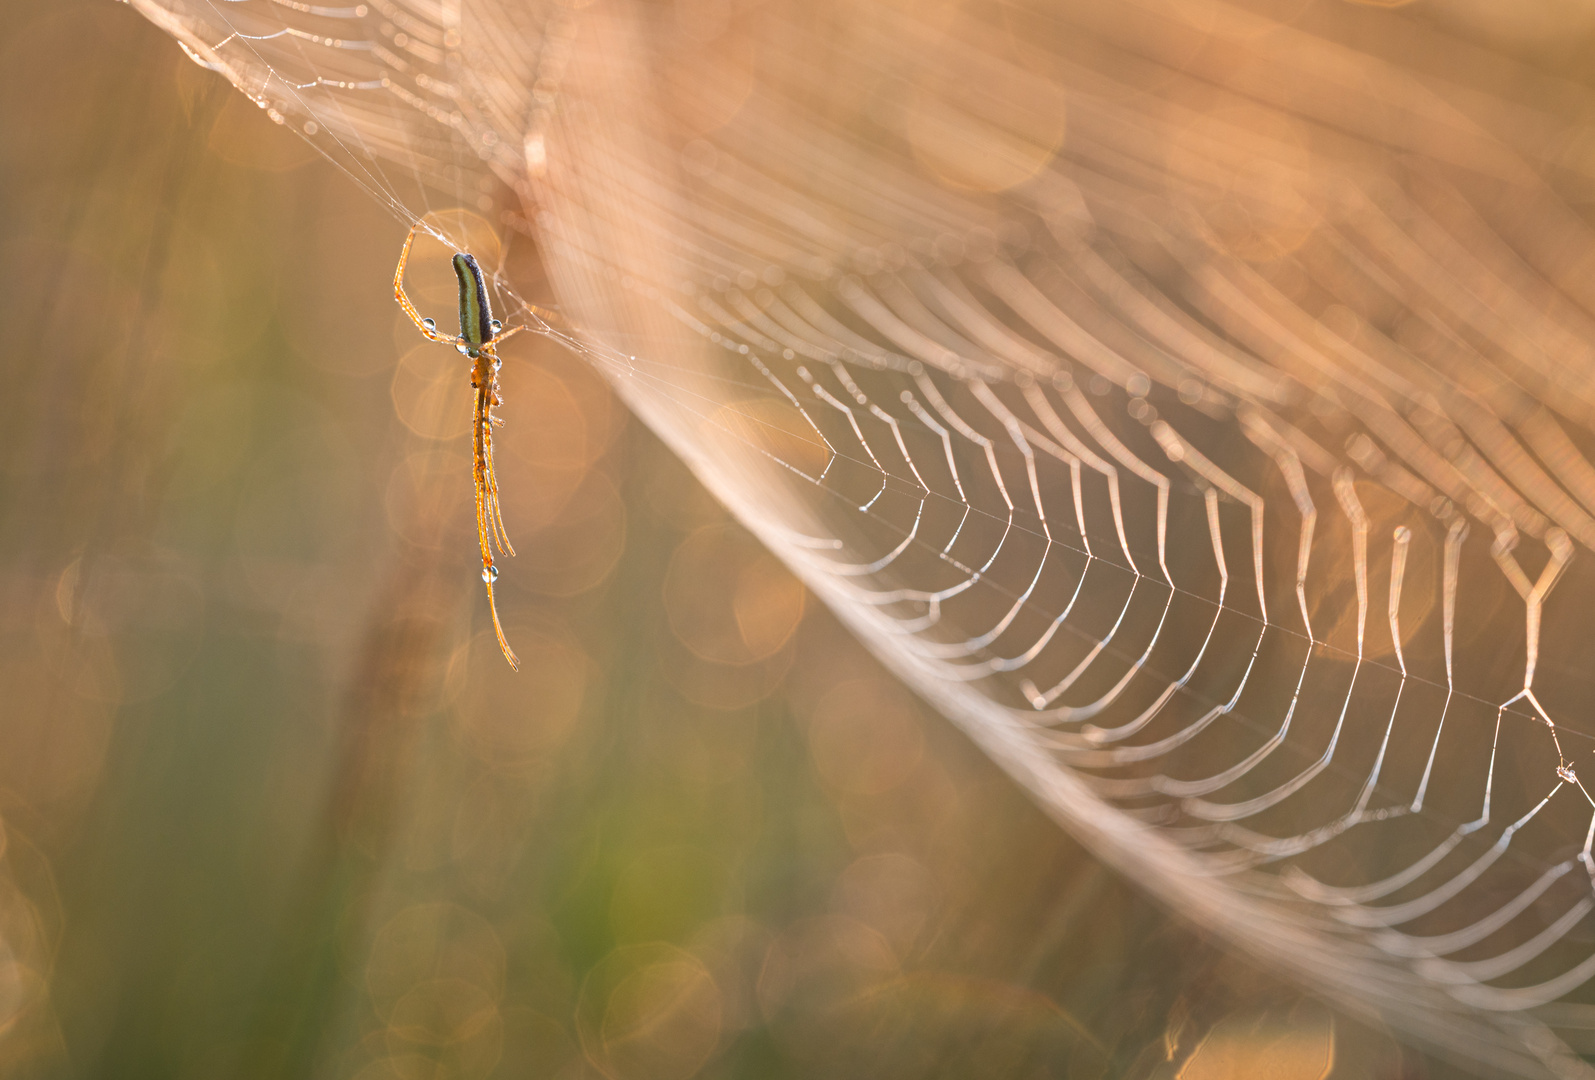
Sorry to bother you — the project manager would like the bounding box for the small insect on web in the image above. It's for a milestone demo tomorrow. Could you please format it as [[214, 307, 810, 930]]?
[[393, 221, 523, 670]]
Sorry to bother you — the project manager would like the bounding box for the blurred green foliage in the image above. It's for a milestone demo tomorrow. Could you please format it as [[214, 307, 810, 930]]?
[[0, 2, 1460, 1077]]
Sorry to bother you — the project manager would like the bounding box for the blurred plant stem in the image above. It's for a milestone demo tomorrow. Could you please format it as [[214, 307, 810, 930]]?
[[239, 550, 462, 1077]]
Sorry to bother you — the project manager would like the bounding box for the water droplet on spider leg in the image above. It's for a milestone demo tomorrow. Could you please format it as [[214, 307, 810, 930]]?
[[491, 319, 503, 332], [422, 317, 437, 332], [482, 565, 499, 584]]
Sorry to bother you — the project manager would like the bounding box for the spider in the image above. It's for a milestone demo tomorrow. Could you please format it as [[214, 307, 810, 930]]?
[[394, 221, 523, 670]]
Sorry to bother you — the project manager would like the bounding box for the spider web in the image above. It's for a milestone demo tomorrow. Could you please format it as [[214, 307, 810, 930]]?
[[126, 0, 1595, 1073]]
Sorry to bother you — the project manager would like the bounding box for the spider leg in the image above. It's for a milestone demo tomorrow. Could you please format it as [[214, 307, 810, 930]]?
[[489, 323, 527, 347], [487, 474, 515, 558], [478, 344, 516, 558], [482, 405, 516, 558], [472, 410, 495, 573], [473, 381, 519, 669], [484, 580, 519, 671], [394, 221, 464, 345]]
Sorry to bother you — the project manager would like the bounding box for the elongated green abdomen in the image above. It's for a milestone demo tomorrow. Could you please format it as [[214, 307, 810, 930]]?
[[453, 252, 493, 350]]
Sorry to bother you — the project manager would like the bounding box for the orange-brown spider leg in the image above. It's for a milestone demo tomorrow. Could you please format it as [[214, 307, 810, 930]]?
[[473, 377, 519, 670], [484, 441, 515, 558], [394, 221, 463, 346], [481, 382, 515, 558], [480, 332, 521, 559]]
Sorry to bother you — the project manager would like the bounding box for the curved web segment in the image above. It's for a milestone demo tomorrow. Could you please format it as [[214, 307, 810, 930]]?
[[129, 0, 1595, 1073]]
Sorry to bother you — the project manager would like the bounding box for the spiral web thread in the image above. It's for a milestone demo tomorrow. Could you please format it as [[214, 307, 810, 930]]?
[[126, 0, 1595, 1074]]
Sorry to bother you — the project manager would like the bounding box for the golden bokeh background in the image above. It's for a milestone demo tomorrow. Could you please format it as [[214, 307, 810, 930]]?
[[0, 2, 1469, 1077]]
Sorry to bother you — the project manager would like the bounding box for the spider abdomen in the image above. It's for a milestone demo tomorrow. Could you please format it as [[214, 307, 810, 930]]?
[[452, 251, 492, 350]]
